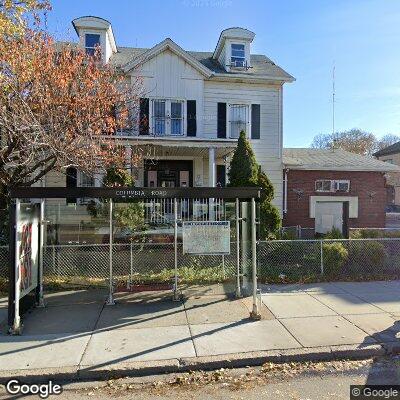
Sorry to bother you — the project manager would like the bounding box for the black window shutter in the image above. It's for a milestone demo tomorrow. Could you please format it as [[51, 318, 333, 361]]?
[[187, 100, 197, 137], [251, 104, 260, 139], [66, 167, 77, 204], [216, 165, 226, 187], [217, 102, 227, 138], [139, 98, 149, 135]]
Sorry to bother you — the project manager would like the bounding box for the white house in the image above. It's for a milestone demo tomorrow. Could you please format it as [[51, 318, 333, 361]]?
[[49, 16, 294, 212]]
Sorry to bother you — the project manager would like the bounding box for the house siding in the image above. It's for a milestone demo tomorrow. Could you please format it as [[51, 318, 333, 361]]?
[[203, 80, 283, 209], [131, 49, 205, 136], [283, 170, 387, 228]]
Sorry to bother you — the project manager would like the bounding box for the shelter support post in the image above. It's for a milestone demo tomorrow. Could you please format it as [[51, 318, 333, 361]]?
[[12, 200, 22, 334], [106, 199, 115, 305], [173, 198, 180, 301], [37, 199, 45, 307], [235, 198, 242, 298], [250, 198, 261, 320]]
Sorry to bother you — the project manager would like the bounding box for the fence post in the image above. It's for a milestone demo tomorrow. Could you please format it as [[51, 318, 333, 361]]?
[[250, 198, 261, 320], [52, 245, 57, 276], [320, 240, 324, 275], [173, 198, 180, 301], [106, 199, 115, 305], [37, 199, 45, 307], [235, 198, 242, 298], [129, 241, 133, 289]]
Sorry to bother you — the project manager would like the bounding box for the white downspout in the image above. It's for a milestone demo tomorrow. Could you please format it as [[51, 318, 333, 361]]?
[[283, 168, 288, 214]]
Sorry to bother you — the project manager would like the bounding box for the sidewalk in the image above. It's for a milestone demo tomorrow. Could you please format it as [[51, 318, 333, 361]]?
[[0, 281, 399, 382]]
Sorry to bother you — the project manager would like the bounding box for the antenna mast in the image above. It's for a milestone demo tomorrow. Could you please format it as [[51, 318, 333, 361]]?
[[332, 63, 336, 137]]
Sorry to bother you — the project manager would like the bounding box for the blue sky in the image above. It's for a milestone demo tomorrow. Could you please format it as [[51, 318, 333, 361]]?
[[46, 0, 400, 147]]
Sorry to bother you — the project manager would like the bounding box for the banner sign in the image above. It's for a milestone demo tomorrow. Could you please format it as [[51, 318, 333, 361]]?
[[182, 221, 230, 255], [16, 204, 40, 298]]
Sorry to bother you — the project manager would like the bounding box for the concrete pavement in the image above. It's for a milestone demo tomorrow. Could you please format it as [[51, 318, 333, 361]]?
[[0, 281, 399, 381]]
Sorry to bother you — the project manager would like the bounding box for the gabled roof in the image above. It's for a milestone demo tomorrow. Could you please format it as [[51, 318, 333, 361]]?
[[122, 38, 213, 78], [108, 45, 294, 81], [373, 141, 400, 157], [67, 18, 295, 83], [283, 148, 400, 172]]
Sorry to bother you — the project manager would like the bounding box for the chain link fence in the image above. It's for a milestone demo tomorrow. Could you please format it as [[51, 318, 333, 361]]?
[[258, 238, 400, 283], [41, 241, 240, 288], [0, 245, 8, 280], [281, 226, 315, 239], [349, 228, 400, 239], [2, 238, 400, 289]]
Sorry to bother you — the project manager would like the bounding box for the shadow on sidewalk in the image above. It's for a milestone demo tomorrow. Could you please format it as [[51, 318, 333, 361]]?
[[359, 320, 400, 385]]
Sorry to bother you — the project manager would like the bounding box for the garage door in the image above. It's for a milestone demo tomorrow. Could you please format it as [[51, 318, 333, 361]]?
[[315, 201, 343, 234]]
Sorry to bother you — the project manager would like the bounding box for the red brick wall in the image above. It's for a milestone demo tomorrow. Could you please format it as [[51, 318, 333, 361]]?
[[282, 170, 387, 228]]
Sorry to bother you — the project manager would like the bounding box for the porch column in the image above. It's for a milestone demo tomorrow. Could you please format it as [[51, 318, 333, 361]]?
[[208, 147, 216, 187], [208, 147, 216, 221]]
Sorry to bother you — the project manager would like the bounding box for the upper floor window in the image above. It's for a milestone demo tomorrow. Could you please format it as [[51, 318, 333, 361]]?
[[315, 179, 350, 193], [229, 104, 248, 138], [85, 33, 101, 56], [151, 99, 184, 136], [231, 43, 245, 67]]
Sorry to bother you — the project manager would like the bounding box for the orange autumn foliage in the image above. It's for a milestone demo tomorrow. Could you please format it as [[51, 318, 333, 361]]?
[[0, 29, 143, 193]]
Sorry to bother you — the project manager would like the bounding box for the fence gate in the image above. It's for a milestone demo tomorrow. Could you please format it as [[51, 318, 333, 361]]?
[[8, 186, 262, 334]]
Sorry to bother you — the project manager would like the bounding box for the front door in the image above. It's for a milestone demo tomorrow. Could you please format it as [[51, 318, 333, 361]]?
[[315, 201, 343, 234], [144, 160, 193, 188]]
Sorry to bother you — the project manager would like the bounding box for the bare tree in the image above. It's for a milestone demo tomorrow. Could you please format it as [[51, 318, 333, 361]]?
[[311, 128, 377, 155], [375, 134, 400, 152]]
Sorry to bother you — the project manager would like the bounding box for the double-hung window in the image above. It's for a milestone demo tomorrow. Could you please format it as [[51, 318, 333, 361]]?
[[85, 33, 101, 57], [170, 101, 183, 135], [231, 44, 246, 67], [152, 99, 166, 136], [151, 99, 184, 136], [229, 104, 249, 138]]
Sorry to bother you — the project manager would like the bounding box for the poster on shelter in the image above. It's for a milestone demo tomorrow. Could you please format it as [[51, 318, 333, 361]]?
[[182, 221, 230, 255], [16, 204, 39, 298]]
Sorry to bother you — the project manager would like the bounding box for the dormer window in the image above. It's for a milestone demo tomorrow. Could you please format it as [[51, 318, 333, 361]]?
[[85, 33, 101, 56], [231, 44, 245, 67]]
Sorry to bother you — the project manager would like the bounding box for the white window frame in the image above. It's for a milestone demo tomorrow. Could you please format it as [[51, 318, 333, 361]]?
[[149, 98, 186, 136], [231, 43, 246, 67], [315, 179, 333, 192], [315, 179, 350, 193], [227, 103, 251, 139], [84, 33, 101, 56], [335, 180, 350, 193]]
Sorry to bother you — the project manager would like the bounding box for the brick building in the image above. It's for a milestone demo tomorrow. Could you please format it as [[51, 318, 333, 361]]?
[[282, 148, 400, 235]]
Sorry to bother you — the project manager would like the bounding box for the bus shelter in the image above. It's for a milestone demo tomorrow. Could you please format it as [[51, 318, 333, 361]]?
[[8, 186, 261, 334]]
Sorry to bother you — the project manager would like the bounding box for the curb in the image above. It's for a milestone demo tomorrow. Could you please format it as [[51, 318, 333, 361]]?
[[0, 343, 388, 384]]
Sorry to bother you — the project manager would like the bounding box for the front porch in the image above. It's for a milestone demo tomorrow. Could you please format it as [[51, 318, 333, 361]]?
[[128, 138, 237, 188]]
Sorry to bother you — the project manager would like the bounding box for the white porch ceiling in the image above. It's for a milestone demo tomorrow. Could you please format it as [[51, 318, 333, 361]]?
[[127, 138, 237, 159]]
